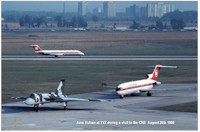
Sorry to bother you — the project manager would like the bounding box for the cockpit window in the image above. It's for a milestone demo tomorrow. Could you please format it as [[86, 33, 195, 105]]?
[[30, 94, 35, 99], [116, 87, 121, 91]]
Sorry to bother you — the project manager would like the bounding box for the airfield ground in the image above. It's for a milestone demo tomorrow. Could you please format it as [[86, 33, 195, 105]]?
[[2, 60, 197, 103], [2, 32, 197, 56], [2, 31, 197, 130], [2, 83, 197, 130], [2, 31, 197, 103]]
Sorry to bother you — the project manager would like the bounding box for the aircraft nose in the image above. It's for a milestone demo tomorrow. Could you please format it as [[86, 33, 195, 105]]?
[[23, 98, 35, 105], [116, 90, 122, 96], [79, 51, 84, 55]]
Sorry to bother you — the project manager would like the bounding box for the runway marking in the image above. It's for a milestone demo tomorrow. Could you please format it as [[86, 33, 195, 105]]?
[[2, 55, 197, 61]]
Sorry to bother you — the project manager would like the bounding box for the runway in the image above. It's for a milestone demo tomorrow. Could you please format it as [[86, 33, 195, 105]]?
[[2, 55, 197, 61], [2, 83, 197, 130]]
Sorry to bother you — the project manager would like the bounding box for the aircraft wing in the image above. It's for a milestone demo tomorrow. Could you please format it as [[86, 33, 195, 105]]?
[[59, 97, 108, 102], [140, 87, 195, 92], [11, 96, 29, 100], [102, 83, 116, 89], [140, 89, 167, 92]]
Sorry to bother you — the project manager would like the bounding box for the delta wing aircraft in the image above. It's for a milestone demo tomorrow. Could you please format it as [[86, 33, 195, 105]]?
[[102, 64, 177, 98], [31, 44, 85, 57], [12, 80, 106, 112]]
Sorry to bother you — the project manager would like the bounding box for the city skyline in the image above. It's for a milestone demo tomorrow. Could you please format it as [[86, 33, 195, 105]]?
[[2, 1, 197, 13]]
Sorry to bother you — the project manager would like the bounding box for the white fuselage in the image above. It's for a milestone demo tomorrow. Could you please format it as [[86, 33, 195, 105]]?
[[36, 50, 85, 56], [23, 92, 64, 105], [116, 79, 156, 96]]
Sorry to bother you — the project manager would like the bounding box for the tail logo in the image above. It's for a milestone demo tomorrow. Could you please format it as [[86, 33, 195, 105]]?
[[31, 44, 42, 51], [35, 46, 40, 51], [155, 69, 159, 78]]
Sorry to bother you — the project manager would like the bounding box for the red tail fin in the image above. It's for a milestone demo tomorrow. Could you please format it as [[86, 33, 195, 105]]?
[[150, 65, 161, 81], [31, 44, 43, 51], [147, 64, 177, 81]]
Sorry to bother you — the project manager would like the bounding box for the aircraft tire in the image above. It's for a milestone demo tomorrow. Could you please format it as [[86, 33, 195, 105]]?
[[36, 106, 39, 112], [64, 102, 68, 110], [120, 95, 124, 99], [147, 92, 152, 96]]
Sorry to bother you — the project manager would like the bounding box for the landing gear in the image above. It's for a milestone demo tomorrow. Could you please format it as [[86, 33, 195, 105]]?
[[63, 102, 68, 110], [55, 55, 58, 58], [131, 93, 135, 96], [33, 105, 39, 112], [147, 92, 152, 96], [120, 95, 124, 99]]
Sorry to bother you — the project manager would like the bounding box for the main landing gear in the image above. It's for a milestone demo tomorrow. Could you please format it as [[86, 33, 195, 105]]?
[[64, 102, 68, 110], [33, 105, 39, 112], [147, 92, 152, 96]]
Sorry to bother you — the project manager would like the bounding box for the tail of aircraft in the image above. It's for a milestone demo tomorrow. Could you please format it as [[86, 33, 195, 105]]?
[[148, 65, 177, 81], [31, 44, 43, 51], [56, 80, 65, 96], [150, 65, 161, 81]]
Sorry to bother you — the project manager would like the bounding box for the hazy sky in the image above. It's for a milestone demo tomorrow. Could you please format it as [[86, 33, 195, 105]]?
[[2, 1, 197, 12]]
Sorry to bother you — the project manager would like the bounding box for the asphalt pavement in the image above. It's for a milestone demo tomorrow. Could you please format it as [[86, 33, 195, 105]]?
[[2, 83, 197, 130]]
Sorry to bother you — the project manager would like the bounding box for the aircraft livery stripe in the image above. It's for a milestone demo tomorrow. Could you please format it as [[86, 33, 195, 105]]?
[[37, 51, 82, 54], [119, 83, 153, 92], [49, 52, 80, 54]]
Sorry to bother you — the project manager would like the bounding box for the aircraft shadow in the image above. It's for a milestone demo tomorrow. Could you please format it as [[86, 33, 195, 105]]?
[[95, 92, 179, 99], [94, 93, 120, 99], [2, 106, 98, 114]]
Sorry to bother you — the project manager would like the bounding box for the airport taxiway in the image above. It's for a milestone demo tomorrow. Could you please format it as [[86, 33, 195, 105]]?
[[2, 83, 197, 130], [2, 55, 197, 61]]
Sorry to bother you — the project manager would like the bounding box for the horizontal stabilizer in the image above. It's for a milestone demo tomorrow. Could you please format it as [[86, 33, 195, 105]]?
[[148, 65, 177, 68], [59, 97, 109, 102], [140, 89, 168, 92]]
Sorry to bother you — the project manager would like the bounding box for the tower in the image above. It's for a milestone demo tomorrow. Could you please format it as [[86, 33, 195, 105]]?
[[103, 2, 116, 18], [78, 1, 88, 16]]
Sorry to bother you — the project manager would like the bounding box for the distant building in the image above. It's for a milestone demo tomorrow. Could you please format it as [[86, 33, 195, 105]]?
[[126, 4, 148, 18], [78, 2, 88, 16], [126, 4, 140, 17], [103, 2, 116, 18], [93, 7, 102, 16], [148, 3, 174, 18], [140, 6, 148, 18]]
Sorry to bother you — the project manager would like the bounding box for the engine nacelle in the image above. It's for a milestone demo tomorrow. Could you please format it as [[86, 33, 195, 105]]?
[[134, 90, 141, 94], [153, 81, 161, 86], [146, 74, 153, 79]]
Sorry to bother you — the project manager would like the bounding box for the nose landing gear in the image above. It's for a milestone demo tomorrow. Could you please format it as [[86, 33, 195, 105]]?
[[119, 95, 124, 99]]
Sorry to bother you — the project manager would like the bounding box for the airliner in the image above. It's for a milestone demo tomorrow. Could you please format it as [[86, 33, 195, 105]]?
[[102, 64, 177, 98], [31, 44, 85, 57], [12, 80, 107, 112]]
